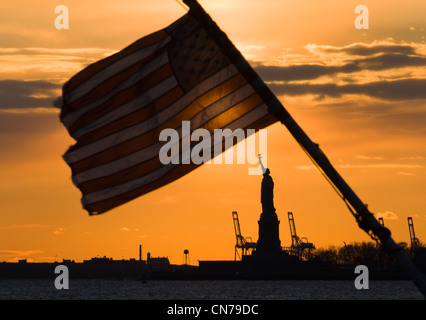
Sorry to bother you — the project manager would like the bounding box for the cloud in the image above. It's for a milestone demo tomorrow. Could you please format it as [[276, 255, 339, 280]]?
[[376, 211, 399, 220], [255, 63, 360, 82], [398, 156, 425, 160], [2, 41, 424, 114], [0, 224, 50, 230], [0, 48, 116, 111], [358, 53, 426, 70], [397, 172, 416, 176], [338, 163, 423, 169], [255, 40, 426, 81], [53, 227, 65, 236], [306, 97, 426, 135], [0, 79, 61, 109], [0, 47, 114, 56], [268, 79, 426, 101], [356, 155, 384, 160], [296, 163, 423, 170], [409, 27, 424, 32], [121, 227, 140, 232], [295, 165, 316, 171], [255, 53, 426, 82], [151, 195, 178, 204], [253, 40, 426, 102], [306, 42, 419, 56], [0, 250, 43, 257], [0, 224, 66, 237], [0, 48, 115, 80]]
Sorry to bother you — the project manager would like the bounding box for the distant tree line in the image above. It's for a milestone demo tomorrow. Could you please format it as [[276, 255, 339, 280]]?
[[313, 241, 426, 272]]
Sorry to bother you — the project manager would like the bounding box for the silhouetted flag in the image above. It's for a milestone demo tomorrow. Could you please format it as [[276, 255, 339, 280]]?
[[60, 13, 278, 215]]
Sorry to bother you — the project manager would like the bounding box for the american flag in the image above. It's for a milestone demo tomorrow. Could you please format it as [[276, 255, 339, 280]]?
[[60, 13, 278, 215]]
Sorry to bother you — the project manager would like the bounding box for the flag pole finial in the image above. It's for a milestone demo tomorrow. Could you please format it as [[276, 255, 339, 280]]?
[[183, 0, 202, 12], [176, 0, 189, 11]]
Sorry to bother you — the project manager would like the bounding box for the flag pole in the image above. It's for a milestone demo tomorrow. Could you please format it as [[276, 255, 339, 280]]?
[[183, 0, 426, 296]]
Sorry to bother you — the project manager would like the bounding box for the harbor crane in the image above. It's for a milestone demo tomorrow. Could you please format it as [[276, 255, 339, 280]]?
[[408, 217, 423, 251], [287, 212, 315, 260], [232, 211, 257, 260]]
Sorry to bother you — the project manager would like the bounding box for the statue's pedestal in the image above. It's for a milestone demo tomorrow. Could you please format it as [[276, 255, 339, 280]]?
[[244, 248, 296, 278], [256, 210, 281, 252]]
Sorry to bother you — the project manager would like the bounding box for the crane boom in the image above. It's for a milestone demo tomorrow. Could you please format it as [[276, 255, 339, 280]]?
[[288, 212, 298, 247], [408, 217, 422, 250], [232, 211, 256, 260], [287, 212, 315, 260]]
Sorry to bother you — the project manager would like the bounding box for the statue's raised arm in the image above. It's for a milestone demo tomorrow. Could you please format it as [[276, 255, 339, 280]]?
[[258, 154, 266, 174]]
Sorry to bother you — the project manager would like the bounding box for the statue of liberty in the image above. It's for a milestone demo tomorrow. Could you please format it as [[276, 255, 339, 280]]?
[[259, 155, 275, 213], [256, 154, 281, 252]]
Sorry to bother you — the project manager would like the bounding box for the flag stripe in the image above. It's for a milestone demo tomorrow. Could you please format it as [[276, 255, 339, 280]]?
[[67, 50, 171, 137], [67, 71, 246, 173], [66, 45, 170, 114], [71, 63, 177, 140], [74, 92, 263, 191], [85, 111, 277, 214], [62, 51, 170, 129], [64, 75, 178, 160], [84, 162, 195, 215], [72, 86, 184, 148], [65, 37, 170, 106], [63, 65, 239, 164], [82, 104, 272, 211], [63, 30, 168, 94]]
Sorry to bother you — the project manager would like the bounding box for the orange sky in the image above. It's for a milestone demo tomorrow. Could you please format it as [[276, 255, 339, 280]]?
[[0, 0, 425, 264]]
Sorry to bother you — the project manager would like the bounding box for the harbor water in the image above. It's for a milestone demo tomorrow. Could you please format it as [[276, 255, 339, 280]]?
[[0, 279, 423, 300]]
